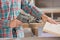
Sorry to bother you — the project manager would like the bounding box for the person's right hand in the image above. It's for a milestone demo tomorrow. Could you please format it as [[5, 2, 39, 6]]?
[[9, 19, 22, 28]]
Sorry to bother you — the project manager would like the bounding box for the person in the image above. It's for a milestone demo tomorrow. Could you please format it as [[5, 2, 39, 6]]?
[[21, 0, 58, 24], [7, 0, 57, 38], [0, 0, 22, 38]]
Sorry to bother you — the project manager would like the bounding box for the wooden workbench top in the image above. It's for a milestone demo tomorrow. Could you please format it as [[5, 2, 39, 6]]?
[[1, 37, 60, 40]]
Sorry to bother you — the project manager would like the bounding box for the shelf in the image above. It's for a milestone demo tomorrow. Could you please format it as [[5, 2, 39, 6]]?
[[38, 8, 60, 13]]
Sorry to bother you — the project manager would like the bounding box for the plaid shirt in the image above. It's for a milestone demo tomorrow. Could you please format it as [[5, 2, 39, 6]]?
[[0, 0, 21, 38], [21, 0, 43, 18]]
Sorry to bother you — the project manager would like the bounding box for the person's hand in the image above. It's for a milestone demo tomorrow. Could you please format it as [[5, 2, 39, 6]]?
[[47, 17, 58, 24], [42, 14, 58, 24], [9, 19, 22, 28]]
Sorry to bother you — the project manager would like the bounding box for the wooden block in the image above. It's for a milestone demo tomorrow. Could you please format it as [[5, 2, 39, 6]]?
[[29, 23, 44, 36], [29, 22, 44, 28], [43, 22, 60, 37], [22, 23, 29, 28]]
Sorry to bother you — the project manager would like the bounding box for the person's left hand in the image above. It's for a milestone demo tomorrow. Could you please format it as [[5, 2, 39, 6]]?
[[42, 14, 58, 24], [47, 17, 58, 24]]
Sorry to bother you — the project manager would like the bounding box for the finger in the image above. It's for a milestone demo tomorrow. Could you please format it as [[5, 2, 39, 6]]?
[[50, 19, 58, 24]]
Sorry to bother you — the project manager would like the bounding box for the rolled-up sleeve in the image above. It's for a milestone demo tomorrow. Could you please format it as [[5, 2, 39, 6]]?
[[21, 0, 43, 18], [31, 5, 43, 18], [29, 0, 43, 18]]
